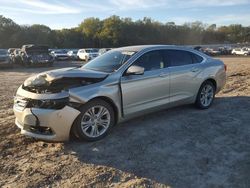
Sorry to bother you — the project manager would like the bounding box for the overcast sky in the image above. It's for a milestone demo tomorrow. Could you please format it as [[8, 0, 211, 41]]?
[[1, 0, 250, 29]]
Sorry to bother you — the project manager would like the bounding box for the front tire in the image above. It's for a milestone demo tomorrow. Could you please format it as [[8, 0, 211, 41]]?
[[195, 81, 215, 109], [72, 99, 115, 141]]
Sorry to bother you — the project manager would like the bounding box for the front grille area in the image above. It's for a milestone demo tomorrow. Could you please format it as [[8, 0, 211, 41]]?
[[23, 124, 54, 135]]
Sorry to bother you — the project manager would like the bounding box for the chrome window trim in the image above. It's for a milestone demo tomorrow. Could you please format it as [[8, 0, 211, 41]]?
[[118, 46, 207, 76]]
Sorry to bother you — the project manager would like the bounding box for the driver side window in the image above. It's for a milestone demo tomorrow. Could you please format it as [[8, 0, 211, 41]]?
[[133, 50, 165, 71]]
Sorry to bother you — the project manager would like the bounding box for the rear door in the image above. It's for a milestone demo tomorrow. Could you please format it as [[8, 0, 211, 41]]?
[[164, 49, 204, 103]]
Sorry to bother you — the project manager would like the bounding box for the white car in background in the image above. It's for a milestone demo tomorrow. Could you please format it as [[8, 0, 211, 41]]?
[[67, 49, 79, 60], [77, 48, 99, 61], [231, 48, 250, 56]]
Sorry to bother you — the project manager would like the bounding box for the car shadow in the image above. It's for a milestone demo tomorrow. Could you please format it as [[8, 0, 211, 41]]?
[[66, 96, 250, 187]]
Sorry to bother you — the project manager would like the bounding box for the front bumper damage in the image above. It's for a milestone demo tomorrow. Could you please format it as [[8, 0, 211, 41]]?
[[13, 67, 109, 141], [13, 86, 80, 141]]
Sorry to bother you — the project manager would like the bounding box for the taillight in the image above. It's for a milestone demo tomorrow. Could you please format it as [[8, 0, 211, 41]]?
[[224, 64, 227, 71]]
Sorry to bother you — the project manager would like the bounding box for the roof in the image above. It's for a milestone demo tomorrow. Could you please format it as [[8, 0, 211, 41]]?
[[113, 44, 211, 59], [115, 45, 178, 52]]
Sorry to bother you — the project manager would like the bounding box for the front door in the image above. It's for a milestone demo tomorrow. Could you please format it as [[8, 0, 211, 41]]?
[[120, 50, 170, 115]]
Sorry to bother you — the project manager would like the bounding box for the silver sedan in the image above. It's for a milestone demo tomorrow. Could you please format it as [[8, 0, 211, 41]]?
[[13, 45, 226, 141]]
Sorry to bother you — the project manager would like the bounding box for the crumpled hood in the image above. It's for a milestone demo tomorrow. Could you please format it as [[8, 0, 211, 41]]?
[[23, 67, 109, 89], [38, 67, 108, 82]]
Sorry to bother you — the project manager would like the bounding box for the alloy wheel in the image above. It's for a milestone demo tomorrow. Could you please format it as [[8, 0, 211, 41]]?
[[80, 106, 111, 138], [200, 84, 214, 107]]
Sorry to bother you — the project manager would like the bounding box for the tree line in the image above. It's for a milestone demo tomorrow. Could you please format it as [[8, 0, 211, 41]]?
[[0, 15, 250, 49]]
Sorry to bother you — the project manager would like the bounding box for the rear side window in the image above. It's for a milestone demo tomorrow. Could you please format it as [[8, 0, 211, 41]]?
[[191, 53, 203, 64], [164, 50, 203, 66]]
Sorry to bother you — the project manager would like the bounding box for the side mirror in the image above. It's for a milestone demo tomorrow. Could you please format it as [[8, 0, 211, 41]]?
[[126, 65, 144, 75]]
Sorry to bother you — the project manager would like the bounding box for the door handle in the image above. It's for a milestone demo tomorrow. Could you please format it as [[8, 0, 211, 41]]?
[[191, 68, 199, 72]]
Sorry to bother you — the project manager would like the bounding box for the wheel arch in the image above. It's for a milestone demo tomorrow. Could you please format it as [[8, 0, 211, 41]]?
[[69, 96, 119, 140], [196, 78, 217, 100], [82, 96, 119, 125], [204, 78, 217, 91]]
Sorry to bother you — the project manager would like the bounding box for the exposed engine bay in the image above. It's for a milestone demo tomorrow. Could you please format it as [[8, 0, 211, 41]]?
[[22, 77, 104, 94], [22, 67, 108, 94], [15, 67, 109, 111]]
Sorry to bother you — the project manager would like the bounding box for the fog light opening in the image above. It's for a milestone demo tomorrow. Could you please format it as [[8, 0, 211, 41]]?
[[23, 124, 54, 135]]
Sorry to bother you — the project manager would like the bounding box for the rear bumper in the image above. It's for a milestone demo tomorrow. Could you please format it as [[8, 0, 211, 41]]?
[[13, 105, 80, 141]]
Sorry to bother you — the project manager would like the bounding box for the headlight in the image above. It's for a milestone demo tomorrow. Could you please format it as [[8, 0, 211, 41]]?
[[23, 74, 48, 87], [27, 98, 69, 109]]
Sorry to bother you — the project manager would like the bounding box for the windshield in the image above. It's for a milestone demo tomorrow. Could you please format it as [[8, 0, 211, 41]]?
[[82, 50, 136, 72]]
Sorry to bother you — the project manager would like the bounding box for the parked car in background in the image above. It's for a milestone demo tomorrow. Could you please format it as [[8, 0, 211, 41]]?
[[8, 48, 16, 55], [231, 48, 250, 56], [67, 49, 79, 60], [7, 48, 22, 64], [8, 48, 17, 64], [218, 46, 232, 55], [20, 45, 54, 66], [203, 48, 221, 56], [0, 49, 12, 67], [99, 48, 112, 56], [244, 47, 250, 51], [51, 49, 69, 60], [13, 45, 226, 142], [77, 48, 99, 61], [11, 48, 22, 64], [194, 46, 202, 51]]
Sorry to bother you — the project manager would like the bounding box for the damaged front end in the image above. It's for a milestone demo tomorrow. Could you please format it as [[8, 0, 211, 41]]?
[[13, 67, 108, 141], [22, 69, 106, 94]]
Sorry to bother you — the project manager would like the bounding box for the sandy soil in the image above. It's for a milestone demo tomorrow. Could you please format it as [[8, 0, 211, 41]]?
[[0, 58, 249, 188]]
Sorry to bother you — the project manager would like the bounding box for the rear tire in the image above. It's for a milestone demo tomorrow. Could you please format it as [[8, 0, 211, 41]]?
[[195, 81, 215, 109], [72, 99, 115, 141]]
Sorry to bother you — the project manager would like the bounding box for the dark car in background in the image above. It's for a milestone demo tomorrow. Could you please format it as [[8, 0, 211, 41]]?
[[20, 45, 54, 67], [218, 46, 232, 55], [0, 49, 12, 67]]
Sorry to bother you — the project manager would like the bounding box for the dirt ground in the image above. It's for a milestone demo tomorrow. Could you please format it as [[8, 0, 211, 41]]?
[[0, 57, 249, 188]]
